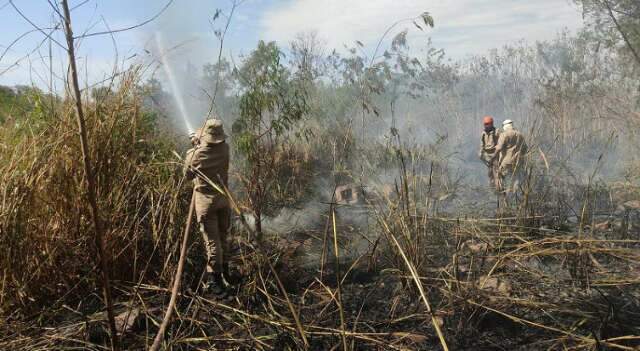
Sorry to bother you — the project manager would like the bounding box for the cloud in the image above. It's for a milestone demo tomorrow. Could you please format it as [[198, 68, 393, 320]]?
[[260, 0, 584, 58]]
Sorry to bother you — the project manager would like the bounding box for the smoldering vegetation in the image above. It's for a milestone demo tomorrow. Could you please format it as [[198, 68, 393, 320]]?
[[1, 15, 640, 351]]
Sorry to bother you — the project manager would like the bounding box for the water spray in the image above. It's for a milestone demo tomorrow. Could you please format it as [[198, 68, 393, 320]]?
[[154, 32, 194, 134]]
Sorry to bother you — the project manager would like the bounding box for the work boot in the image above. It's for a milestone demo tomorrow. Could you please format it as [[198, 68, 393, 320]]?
[[222, 262, 241, 285], [207, 272, 227, 297]]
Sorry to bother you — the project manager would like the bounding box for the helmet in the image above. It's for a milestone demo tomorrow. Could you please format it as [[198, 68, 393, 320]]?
[[483, 116, 494, 125], [502, 119, 513, 126]]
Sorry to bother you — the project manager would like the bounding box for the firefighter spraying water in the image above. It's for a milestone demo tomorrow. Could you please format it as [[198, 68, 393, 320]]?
[[184, 119, 237, 296]]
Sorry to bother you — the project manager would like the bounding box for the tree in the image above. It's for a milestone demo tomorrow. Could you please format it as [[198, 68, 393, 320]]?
[[290, 31, 327, 82], [575, 0, 640, 67], [233, 41, 309, 237]]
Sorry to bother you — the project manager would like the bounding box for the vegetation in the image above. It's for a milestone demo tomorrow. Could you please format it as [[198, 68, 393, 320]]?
[[575, 0, 640, 66], [1, 4, 639, 350], [233, 40, 310, 237]]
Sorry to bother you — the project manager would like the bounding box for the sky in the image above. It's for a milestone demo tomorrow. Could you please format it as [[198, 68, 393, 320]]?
[[0, 0, 584, 89]]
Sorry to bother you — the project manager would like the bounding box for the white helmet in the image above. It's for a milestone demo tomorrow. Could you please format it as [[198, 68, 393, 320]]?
[[502, 119, 513, 126]]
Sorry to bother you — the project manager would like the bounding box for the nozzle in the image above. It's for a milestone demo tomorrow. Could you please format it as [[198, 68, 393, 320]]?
[[189, 131, 199, 146]]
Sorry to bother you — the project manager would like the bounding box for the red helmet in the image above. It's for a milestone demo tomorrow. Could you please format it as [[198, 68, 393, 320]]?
[[483, 116, 494, 126]]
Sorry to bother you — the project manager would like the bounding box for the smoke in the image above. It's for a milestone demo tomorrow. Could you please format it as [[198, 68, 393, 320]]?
[[142, 1, 636, 231], [143, 0, 227, 135], [242, 202, 327, 235]]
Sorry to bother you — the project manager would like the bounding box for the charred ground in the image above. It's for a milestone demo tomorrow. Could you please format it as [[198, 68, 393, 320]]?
[[2, 2, 640, 350]]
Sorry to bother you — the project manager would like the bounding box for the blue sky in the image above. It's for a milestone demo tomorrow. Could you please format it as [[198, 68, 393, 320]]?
[[0, 0, 584, 89]]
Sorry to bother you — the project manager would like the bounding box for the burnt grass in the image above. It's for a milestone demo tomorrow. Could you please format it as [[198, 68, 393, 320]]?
[[2, 199, 640, 350]]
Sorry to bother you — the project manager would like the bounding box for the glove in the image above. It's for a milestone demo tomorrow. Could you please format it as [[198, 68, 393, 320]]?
[[189, 132, 199, 146]]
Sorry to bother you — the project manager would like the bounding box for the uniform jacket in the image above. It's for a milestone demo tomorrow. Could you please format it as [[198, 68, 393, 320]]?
[[495, 128, 527, 170], [479, 128, 500, 162], [185, 142, 230, 196]]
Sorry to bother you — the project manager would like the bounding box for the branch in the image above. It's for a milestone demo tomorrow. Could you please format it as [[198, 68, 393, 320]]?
[[602, 0, 640, 66], [148, 193, 196, 351], [9, 0, 66, 49], [74, 0, 174, 39], [206, 0, 243, 118], [0, 28, 53, 63], [70, 0, 91, 12], [0, 28, 59, 77]]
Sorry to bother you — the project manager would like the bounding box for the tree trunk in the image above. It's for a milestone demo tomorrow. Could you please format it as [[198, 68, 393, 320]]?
[[60, 1, 119, 349]]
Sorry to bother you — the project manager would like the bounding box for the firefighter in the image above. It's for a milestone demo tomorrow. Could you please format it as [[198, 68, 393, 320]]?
[[494, 119, 528, 194], [185, 119, 235, 295], [478, 116, 501, 192]]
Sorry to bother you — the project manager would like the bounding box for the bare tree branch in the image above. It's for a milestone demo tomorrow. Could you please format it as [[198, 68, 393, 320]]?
[[45, 0, 64, 19], [9, 0, 66, 49], [1, 28, 53, 63], [70, 0, 91, 12], [0, 29, 58, 77], [74, 0, 174, 39], [206, 0, 241, 117]]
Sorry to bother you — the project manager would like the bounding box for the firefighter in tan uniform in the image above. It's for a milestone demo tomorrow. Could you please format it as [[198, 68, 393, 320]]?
[[478, 116, 500, 192], [185, 119, 235, 294], [493, 119, 528, 194]]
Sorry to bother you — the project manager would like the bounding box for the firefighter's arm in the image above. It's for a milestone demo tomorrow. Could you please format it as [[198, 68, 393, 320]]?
[[492, 134, 505, 162], [184, 148, 198, 181]]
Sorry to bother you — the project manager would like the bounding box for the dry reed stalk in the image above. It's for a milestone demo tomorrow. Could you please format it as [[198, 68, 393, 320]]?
[[331, 207, 349, 351], [377, 213, 450, 350], [264, 256, 310, 348], [60, 1, 118, 348]]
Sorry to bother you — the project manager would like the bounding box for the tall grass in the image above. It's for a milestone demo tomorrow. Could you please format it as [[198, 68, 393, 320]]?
[[0, 29, 639, 350], [0, 68, 187, 314]]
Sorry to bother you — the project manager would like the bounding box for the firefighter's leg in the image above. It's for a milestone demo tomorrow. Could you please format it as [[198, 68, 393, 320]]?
[[199, 217, 217, 274], [218, 206, 239, 284], [488, 164, 495, 190], [199, 207, 226, 294], [495, 164, 505, 194]]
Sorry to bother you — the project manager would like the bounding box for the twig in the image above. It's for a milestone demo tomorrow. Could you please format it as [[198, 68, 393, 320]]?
[[74, 0, 174, 39], [9, 1, 65, 49]]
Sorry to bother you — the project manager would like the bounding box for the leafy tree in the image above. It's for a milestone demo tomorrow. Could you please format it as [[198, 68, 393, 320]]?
[[233, 41, 309, 237], [575, 0, 640, 67]]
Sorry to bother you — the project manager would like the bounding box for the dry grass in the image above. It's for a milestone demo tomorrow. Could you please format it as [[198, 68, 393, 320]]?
[[2, 199, 638, 349], [1, 66, 639, 350], [0, 68, 188, 316]]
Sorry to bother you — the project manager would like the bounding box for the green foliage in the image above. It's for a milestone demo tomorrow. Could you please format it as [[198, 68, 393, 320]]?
[[230, 41, 311, 232], [575, 0, 640, 67], [0, 86, 60, 149], [233, 40, 309, 154], [0, 85, 48, 125]]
